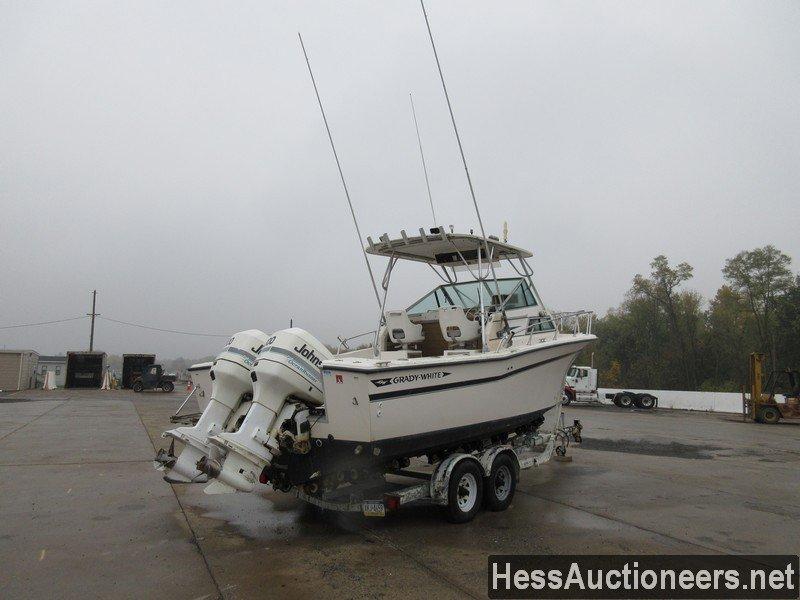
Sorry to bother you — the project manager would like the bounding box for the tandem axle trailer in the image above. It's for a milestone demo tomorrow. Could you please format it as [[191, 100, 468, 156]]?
[[295, 407, 582, 523]]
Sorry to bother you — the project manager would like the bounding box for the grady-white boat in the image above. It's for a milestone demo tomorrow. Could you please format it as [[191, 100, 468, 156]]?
[[154, 3, 595, 520], [155, 227, 595, 499]]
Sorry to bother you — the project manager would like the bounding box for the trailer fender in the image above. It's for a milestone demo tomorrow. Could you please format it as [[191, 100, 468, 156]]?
[[477, 445, 519, 478], [430, 453, 480, 506]]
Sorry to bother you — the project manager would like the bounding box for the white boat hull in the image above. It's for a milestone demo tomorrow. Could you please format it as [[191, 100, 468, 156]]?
[[314, 335, 592, 459]]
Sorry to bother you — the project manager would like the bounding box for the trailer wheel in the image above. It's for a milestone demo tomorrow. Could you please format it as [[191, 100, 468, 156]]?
[[444, 460, 483, 523], [484, 454, 517, 512], [758, 406, 781, 424], [637, 395, 656, 409], [132, 381, 143, 393], [617, 393, 634, 408], [162, 381, 174, 393]]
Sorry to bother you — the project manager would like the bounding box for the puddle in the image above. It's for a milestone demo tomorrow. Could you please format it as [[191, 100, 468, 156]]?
[[184, 486, 359, 541], [579, 438, 724, 459]]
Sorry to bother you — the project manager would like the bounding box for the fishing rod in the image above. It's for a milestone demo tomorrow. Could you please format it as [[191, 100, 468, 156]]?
[[419, 0, 504, 345], [409, 92, 437, 225], [298, 33, 382, 308]]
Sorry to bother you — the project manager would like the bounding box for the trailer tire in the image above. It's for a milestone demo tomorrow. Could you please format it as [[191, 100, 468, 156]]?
[[484, 453, 517, 512], [637, 394, 656, 409], [758, 406, 781, 424], [444, 460, 484, 523], [132, 381, 143, 393], [617, 393, 634, 408], [162, 381, 174, 393]]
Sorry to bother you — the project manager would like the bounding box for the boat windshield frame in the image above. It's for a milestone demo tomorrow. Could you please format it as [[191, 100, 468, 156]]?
[[406, 277, 539, 316], [366, 229, 552, 356]]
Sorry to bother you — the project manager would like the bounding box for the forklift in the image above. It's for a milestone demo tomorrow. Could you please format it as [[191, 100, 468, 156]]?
[[131, 364, 176, 393], [743, 353, 800, 424]]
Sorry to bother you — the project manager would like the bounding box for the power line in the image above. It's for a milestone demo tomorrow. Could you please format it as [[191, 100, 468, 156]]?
[[0, 316, 87, 330], [98, 316, 230, 338]]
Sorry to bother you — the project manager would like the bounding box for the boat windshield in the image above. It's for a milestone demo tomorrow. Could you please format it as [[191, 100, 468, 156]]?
[[407, 277, 537, 316]]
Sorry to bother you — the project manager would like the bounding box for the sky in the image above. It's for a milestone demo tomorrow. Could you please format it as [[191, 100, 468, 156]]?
[[1, 1, 799, 359]]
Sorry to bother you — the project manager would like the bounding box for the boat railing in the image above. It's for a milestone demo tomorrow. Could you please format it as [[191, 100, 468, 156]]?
[[552, 310, 595, 337], [335, 330, 377, 355], [507, 309, 594, 344]]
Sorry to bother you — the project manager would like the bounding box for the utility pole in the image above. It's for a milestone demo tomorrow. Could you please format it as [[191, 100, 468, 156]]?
[[87, 290, 99, 351]]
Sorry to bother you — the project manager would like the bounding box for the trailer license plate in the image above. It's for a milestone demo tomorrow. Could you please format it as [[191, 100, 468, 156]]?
[[362, 500, 385, 517]]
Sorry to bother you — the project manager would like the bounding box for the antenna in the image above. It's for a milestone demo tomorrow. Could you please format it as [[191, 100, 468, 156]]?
[[419, 0, 489, 246], [419, 0, 502, 300], [409, 93, 437, 224], [298, 33, 381, 308]]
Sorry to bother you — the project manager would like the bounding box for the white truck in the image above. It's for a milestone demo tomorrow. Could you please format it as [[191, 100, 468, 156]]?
[[563, 366, 658, 409], [563, 365, 600, 404]]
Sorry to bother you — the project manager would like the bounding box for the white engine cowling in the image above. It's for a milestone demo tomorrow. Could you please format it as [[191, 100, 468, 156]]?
[[159, 329, 270, 483], [206, 328, 331, 492]]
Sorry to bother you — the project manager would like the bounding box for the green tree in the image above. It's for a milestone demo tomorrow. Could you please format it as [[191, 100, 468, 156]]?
[[701, 285, 756, 390], [602, 359, 622, 388], [722, 246, 793, 369], [773, 275, 800, 370], [631, 256, 698, 389]]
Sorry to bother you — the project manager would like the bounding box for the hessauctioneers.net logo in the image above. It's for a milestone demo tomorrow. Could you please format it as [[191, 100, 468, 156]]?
[[487, 555, 799, 599]]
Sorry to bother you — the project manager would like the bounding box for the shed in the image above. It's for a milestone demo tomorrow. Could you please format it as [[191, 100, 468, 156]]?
[[65, 351, 107, 388], [0, 350, 40, 391]]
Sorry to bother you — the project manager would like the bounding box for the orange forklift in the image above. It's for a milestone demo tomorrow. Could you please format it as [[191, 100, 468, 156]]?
[[743, 353, 800, 424]]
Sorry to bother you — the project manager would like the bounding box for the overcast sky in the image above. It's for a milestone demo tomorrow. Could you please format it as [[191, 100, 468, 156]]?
[[1, 1, 798, 359]]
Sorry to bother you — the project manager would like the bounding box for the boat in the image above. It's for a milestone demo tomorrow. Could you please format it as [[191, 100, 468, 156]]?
[[155, 228, 595, 494], [155, 2, 596, 503]]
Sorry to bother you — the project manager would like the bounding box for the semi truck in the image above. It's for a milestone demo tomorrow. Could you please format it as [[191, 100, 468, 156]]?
[[563, 366, 657, 409]]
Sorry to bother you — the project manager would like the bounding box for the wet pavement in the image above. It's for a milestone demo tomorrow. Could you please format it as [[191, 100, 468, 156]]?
[[1, 388, 798, 599]]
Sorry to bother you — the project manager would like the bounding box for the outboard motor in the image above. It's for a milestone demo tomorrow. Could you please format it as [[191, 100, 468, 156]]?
[[203, 328, 331, 492], [154, 329, 270, 483]]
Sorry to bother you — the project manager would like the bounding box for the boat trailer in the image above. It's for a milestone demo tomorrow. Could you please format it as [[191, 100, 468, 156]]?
[[296, 408, 582, 523]]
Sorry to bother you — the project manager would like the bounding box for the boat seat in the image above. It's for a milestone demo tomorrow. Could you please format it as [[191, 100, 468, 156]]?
[[385, 310, 424, 348], [486, 312, 510, 351], [437, 306, 480, 347]]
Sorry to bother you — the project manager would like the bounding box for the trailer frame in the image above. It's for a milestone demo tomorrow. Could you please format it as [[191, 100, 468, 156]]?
[[295, 406, 581, 521]]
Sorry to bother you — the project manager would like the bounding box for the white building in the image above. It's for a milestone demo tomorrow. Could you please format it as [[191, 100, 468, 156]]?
[[37, 355, 67, 388]]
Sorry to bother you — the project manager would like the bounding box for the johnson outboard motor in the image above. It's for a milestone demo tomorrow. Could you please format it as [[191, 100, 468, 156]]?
[[201, 328, 330, 492], [154, 329, 270, 483]]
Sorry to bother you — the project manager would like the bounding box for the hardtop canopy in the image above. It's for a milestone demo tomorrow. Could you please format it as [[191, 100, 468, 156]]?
[[365, 228, 532, 266]]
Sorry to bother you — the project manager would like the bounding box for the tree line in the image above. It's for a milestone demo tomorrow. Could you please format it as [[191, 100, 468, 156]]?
[[576, 245, 799, 392]]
